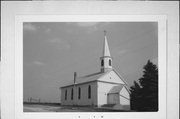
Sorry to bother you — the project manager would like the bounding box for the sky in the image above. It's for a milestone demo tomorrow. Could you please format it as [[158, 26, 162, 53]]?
[[23, 22, 158, 103]]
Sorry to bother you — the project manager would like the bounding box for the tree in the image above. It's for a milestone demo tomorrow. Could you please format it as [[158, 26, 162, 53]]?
[[130, 81, 142, 110], [130, 60, 158, 111]]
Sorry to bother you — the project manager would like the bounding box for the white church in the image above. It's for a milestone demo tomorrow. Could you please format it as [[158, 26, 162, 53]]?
[[60, 31, 130, 110]]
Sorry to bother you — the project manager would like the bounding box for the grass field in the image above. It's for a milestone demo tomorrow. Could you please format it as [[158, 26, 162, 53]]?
[[24, 103, 99, 112], [23, 103, 130, 112]]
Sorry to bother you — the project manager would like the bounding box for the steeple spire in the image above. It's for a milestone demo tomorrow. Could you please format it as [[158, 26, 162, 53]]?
[[103, 30, 111, 57], [100, 31, 113, 73]]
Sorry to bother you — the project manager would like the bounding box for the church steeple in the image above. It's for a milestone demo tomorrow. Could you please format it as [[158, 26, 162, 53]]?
[[103, 30, 111, 57], [100, 31, 113, 73]]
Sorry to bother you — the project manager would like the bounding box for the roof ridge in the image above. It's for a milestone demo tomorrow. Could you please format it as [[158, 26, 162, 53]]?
[[112, 69, 129, 86], [108, 85, 124, 94], [79, 71, 103, 78], [112, 69, 130, 94]]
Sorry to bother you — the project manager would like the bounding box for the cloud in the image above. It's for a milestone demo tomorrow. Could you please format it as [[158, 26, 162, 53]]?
[[24, 23, 37, 31], [76, 22, 99, 27], [33, 61, 45, 66], [45, 28, 51, 33], [66, 22, 100, 30], [66, 22, 111, 34], [75, 22, 100, 33], [48, 38, 71, 50], [76, 22, 111, 28], [116, 50, 128, 56], [48, 38, 59, 43]]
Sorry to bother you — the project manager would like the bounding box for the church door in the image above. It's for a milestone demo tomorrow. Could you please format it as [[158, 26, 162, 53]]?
[[107, 93, 120, 104]]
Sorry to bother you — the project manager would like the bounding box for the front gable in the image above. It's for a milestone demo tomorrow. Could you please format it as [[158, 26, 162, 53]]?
[[98, 70, 125, 84]]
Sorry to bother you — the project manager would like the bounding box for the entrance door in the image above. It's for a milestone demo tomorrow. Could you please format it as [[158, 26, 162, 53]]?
[[107, 94, 119, 104]]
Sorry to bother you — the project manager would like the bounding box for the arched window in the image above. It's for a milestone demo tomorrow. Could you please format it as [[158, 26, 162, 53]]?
[[65, 89, 67, 100], [109, 59, 111, 66], [71, 88, 73, 100], [101, 60, 104, 66], [88, 85, 91, 99], [78, 87, 81, 99]]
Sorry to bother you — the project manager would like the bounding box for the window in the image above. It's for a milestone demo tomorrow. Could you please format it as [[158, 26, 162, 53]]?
[[71, 88, 73, 100], [109, 59, 111, 66], [101, 60, 104, 66], [65, 89, 67, 100], [78, 87, 81, 99], [88, 85, 91, 99]]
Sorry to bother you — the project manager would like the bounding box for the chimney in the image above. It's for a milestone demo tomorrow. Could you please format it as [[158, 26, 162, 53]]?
[[74, 72, 77, 84]]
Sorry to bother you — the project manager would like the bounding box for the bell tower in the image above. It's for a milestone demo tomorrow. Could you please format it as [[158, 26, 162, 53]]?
[[100, 31, 113, 73]]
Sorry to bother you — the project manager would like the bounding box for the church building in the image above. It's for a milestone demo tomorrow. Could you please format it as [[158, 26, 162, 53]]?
[[60, 31, 130, 110]]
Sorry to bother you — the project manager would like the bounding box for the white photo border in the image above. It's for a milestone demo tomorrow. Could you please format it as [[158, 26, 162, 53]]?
[[15, 15, 167, 119]]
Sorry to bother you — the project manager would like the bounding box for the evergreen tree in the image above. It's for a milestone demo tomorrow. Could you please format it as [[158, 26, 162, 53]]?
[[130, 60, 158, 111], [130, 81, 141, 110]]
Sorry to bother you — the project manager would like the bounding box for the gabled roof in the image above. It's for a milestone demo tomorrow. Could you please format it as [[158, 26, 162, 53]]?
[[61, 71, 107, 88], [108, 85, 124, 94], [76, 72, 106, 84], [61, 69, 129, 88]]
